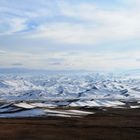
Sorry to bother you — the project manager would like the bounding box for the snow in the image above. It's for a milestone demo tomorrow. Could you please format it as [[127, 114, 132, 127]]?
[[130, 106, 140, 109], [44, 109, 94, 116], [0, 103, 94, 118], [0, 72, 140, 112], [30, 103, 57, 108], [47, 114, 71, 118], [14, 103, 36, 109], [66, 110, 94, 115], [0, 109, 45, 118], [69, 100, 125, 107]]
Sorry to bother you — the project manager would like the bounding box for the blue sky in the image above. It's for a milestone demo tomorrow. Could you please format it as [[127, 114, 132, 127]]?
[[0, 0, 140, 71]]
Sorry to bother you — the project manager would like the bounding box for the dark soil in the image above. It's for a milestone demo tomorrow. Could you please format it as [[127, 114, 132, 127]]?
[[0, 108, 140, 140]]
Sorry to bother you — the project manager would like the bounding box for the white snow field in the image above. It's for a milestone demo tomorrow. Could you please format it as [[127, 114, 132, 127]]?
[[0, 72, 140, 117]]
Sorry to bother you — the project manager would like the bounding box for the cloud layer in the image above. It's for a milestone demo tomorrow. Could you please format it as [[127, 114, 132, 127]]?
[[0, 0, 140, 71]]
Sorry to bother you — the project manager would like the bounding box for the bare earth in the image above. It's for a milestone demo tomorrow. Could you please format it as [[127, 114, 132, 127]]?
[[0, 108, 140, 140]]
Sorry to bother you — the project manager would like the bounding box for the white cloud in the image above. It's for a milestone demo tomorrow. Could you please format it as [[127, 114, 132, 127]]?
[[0, 17, 27, 35], [0, 0, 56, 35], [1, 0, 140, 44], [22, 1, 140, 45], [0, 50, 139, 71], [0, 0, 140, 71]]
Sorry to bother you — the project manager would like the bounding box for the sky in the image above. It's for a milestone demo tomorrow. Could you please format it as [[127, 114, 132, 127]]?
[[0, 0, 140, 71]]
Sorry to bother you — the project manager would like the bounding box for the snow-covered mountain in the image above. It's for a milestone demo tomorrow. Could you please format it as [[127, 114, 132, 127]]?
[[0, 72, 140, 118], [0, 72, 139, 103]]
